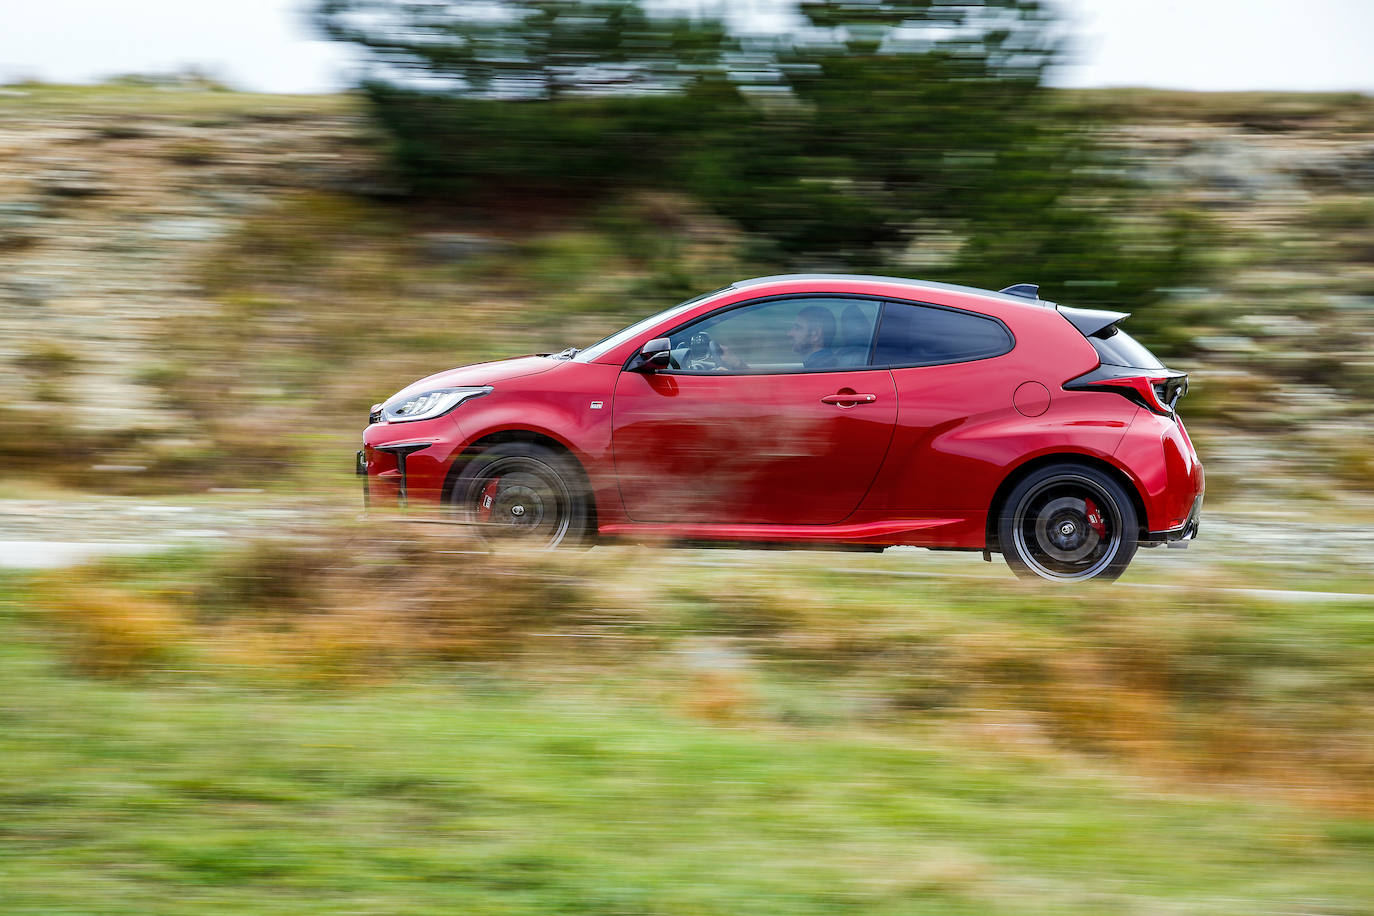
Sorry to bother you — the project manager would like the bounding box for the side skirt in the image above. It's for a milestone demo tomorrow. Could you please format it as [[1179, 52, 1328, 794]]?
[[597, 515, 986, 549]]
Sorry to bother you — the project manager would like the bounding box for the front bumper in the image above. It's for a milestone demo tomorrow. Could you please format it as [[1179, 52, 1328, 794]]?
[[359, 440, 436, 507], [357, 449, 369, 507]]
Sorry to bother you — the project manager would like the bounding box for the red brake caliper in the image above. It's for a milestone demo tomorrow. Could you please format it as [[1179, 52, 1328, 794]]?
[[477, 478, 501, 521], [1083, 498, 1106, 538]]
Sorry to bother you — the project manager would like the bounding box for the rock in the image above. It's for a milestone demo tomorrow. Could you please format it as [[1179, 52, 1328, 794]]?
[[1175, 140, 1299, 196], [0, 200, 44, 249], [417, 231, 511, 263], [91, 123, 155, 141], [0, 274, 58, 307], [1296, 145, 1374, 190], [1236, 314, 1316, 338], [34, 166, 113, 198], [1326, 294, 1374, 311], [143, 218, 226, 242], [1196, 335, 1259, 354]]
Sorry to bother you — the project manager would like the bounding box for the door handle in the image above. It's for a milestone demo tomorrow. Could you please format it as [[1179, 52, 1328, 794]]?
[[820, 392, 877, 405]]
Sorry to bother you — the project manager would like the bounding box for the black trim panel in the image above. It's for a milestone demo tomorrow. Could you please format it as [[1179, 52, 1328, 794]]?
[[373, 440, 432, 507]]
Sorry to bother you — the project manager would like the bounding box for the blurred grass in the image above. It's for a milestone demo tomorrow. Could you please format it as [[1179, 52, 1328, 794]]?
[[17, 525, 1374, 811], [1057, 88, 1374, 131], [0, 82, 356, 120], [3, 544, 1374, 913]]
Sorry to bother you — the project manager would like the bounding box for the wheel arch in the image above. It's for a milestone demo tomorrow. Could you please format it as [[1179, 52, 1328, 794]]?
[[442, 429, 598, 534], [985, 452, 1147, 551]]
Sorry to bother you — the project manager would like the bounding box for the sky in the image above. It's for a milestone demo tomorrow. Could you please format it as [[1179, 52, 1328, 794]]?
[[0, 0, 1371, 95]]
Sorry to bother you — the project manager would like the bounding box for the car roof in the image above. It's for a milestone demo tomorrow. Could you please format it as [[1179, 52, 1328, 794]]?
[[731, 274, 1058, 308], [581, 272, 1070, 366]]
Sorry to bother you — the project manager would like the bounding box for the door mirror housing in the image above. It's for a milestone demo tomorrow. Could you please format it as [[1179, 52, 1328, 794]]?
[[633, 337, 672, 371]]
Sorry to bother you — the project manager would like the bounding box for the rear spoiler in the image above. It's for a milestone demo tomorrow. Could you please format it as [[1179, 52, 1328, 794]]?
[[1057, 304, 1129, 338], [999, 285, 1129, 338], [1000, 284, 1126, 339]]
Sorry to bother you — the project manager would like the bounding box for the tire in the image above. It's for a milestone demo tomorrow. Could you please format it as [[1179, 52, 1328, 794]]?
[[997, 463, 1138, 582], [449, 442, 590, 549]]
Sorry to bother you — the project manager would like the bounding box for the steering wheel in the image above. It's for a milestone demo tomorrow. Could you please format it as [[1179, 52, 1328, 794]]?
[[684, 331, 724, 371]]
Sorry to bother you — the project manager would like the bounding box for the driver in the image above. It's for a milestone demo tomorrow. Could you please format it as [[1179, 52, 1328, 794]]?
[[788, 306, 838, 369], [681, 304, 839, 371]]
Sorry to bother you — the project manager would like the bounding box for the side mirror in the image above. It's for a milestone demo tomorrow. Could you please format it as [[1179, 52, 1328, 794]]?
[[633, 337, 672, 372]]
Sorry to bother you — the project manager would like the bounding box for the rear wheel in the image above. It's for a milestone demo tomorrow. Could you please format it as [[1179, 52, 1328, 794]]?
[[998, 464, 1138, 582], [450, 442, 589, 548]]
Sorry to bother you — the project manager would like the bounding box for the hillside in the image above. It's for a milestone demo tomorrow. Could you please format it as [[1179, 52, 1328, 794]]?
[[2, 84, 1373, 509]]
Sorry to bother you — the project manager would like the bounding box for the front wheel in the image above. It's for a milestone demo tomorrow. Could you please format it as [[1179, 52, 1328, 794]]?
[[450, 442, 590, 549], [997, 464, 1138, 582]]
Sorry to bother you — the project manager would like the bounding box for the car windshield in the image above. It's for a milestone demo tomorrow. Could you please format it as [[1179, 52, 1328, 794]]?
[[573, 287, 731, 362]]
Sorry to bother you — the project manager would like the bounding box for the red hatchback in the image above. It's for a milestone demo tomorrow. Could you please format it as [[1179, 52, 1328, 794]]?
[[359, 275, 1202, 581]]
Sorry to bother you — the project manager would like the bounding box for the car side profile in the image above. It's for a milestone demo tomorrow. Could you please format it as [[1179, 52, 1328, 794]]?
[[359, 275, 1203, 581]]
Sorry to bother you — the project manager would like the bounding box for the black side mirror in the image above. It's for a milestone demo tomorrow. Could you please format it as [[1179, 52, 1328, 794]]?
[[633, 337, 672, 371]]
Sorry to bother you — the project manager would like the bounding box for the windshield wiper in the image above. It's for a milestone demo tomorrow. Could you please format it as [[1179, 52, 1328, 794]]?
[[553, 347, 580, 360]]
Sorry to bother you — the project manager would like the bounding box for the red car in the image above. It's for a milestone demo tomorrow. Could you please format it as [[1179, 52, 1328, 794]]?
[[360, 275, 1202, 581]]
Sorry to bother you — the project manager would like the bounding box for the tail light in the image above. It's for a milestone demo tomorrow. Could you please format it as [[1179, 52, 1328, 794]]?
[[1064, 365, 1188, 417]]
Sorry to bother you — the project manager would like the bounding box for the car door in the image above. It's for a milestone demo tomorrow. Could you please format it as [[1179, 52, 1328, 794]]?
[[611, 296, 897, 525], [871, 299, 1019, 512]]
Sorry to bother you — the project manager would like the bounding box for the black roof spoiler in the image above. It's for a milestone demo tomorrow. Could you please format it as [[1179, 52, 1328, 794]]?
[[1057, 304, 1130, 338], [997, 283, 1128, 335]]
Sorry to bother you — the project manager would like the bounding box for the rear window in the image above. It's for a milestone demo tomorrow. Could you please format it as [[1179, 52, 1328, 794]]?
[[1090, 327, 1164, 369], [873, 302, 1012, 366]]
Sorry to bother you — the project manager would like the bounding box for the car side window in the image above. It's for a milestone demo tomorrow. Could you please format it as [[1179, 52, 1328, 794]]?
[[873, 301, 1012, 367], [665, 297, 879, 373]]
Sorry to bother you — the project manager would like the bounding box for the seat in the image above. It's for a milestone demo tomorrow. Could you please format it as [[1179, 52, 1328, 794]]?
[[832, 303, 874, 366]]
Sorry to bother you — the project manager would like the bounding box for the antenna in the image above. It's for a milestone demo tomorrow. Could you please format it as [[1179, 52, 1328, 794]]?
[[999, 283, 1039, 300]]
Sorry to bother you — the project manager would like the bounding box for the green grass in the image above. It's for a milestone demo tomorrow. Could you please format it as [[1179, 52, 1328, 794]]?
[[4, 539, 1374, 913], [2, 622, 1373, 915]]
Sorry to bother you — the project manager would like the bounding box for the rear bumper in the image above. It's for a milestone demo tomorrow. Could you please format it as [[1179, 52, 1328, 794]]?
[[1143, 492, 1202, 548]]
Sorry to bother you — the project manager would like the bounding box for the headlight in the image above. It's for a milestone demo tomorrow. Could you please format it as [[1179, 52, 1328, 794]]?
[[381, 386, 492, 423]]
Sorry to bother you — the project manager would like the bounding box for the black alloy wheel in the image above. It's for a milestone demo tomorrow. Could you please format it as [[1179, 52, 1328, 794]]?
[[451, 442, 589, 549], [998, 464, 1138, 582]]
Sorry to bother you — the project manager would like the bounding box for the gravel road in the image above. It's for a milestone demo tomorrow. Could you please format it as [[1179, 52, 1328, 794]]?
[[2, 496, 1372, 601]]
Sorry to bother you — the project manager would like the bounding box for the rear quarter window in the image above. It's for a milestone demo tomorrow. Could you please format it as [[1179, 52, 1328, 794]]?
[[1090, 328, 1164, 369], [874, 302, 1012, 367]]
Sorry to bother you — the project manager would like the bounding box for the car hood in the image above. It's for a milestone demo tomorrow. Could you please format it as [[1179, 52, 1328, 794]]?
[[385, 355, 562, 403]]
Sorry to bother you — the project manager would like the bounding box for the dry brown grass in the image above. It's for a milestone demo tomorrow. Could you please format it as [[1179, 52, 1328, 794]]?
[[36, 520, 622, 682], [41, 586, 189, 677], [29, 526, 1374, 812]]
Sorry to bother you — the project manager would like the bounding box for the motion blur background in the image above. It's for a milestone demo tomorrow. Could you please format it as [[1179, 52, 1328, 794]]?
[[2, 2, 1373, 913]]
